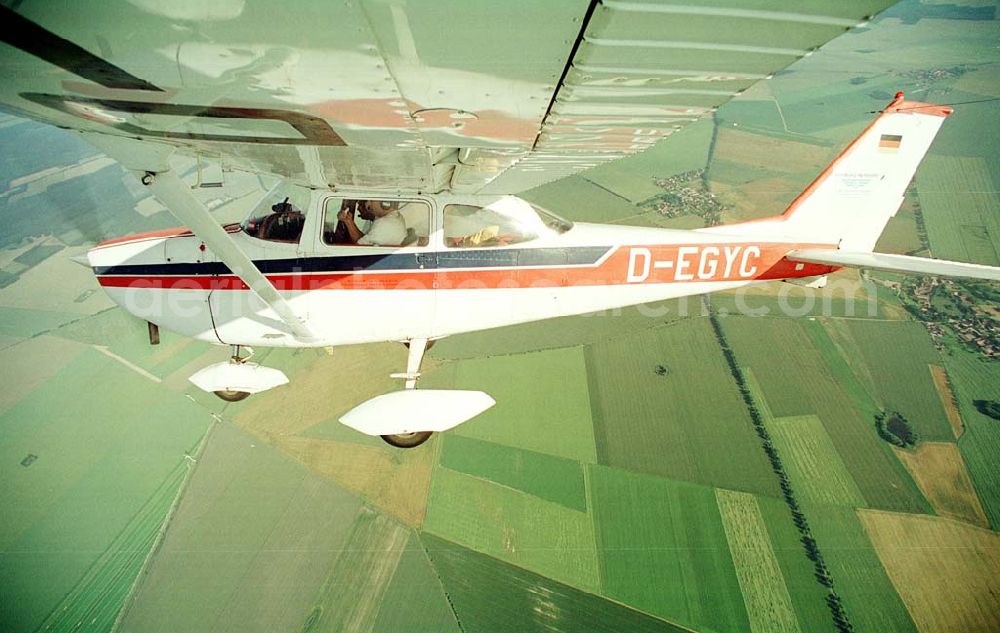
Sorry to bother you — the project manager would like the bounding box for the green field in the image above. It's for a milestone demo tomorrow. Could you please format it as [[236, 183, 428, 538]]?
[[428, 298, 687, 360], [34, 459, 188, 633], [875, 196, 924, 255], [587, 318, 778, 496], [440, 435, 587, 511], [716, 489, 801, 633], [117, 424, 364, 632], [421, 534, 687, 633], [0, 349, 211, 632], [423, 466, 600, 592], [372, 534, 460, 633], [303, 507, 410, 633], [769, 415, 867, 507], [709, 288, 892, 320], [522, 175, 645, 223], [756, 496, 834, 633], [843, 320, 955, 441], [423, 346, 598, 462], [917, 155, 1000, 266], [722, 316, 927, 513], [944, 343, 1000, 529], [0, 305, 85, 338], [808, 504, 918, 633], [589, 465, 749, 632], [811, 319, 881, 414], [578, 118, 715, 204], [52, 307, 218, 383]]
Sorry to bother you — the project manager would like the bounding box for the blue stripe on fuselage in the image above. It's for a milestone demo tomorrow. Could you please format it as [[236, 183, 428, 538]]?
[[93, 246, 613, 277]]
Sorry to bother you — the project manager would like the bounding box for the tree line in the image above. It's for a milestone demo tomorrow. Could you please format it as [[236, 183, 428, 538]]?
[[707, 301, 854, 633]]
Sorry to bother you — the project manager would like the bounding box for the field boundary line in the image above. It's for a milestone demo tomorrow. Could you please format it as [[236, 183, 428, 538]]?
[[110, 419, 218, 632]]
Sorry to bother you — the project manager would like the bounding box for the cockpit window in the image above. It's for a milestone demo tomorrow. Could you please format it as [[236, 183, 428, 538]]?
[[443, 197, 571, 248], [242, 186, 309, 243], [322, 198, 430, 247]]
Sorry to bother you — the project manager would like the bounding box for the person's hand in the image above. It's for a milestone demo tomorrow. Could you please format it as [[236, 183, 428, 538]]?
[[337, 208, 354, 224]]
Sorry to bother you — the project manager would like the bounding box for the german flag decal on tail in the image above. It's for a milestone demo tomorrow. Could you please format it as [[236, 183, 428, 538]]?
[[879, 133, 902, 152]]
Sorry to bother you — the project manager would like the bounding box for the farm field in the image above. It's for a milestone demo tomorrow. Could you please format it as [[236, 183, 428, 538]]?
[[274, 434, 437, 527], [371, 534, 460, 633], [755, 495, 834, 633], [943, 344, 1000, 529], [768, 415, 866, 507], [422, 534, 688, 633], [860, 510, 1000, 633], [439, 434, 587, 511], [579, 118, 715, 204], [917, 155, 1000, 266], [423, 345, 598, 462], [302, 507, 410, 633], [588, 465, 748, 632], [722, 315, 927, 513], [587, 318, 777, 495], [843, 320, 955, 441], [522, 175, 644, 223], [875, 196, 925, 255], [0, 348, 211, 633], [423, 466, 600, 592], [928, 365, 963, 438], [428, 298, 686, 360], [117, 424, 364, 633], [716, 489, 801, 633], [892, 442, 988, 528], [34, 458, 188, 633], [803, 319, 880, 418], [807, 504, 917, 633], [708, 287, 894, 320]]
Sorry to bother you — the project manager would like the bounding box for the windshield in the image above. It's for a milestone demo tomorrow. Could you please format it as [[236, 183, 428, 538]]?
[[443, 197, 572, 248], [530, 201, 573, 234], [242, 184, 311, 243]]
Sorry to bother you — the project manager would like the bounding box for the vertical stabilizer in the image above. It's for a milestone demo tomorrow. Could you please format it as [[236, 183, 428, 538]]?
[[781, 93, 951, 250], [714, 93, 952, 251]]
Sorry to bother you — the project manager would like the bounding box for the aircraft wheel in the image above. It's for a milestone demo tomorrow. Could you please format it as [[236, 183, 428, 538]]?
[[380, 431, 433, 448], [214, 389, 251, 402]]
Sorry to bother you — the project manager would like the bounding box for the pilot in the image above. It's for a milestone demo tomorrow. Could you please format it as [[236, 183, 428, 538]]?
[[338, 199, 407, 246]]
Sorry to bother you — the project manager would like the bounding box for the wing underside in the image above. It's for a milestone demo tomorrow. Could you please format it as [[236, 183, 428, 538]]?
[[0, 1, 895, 193]]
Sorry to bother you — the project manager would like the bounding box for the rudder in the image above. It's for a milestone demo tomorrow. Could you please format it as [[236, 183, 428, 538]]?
[[779, 92, 952, 250]]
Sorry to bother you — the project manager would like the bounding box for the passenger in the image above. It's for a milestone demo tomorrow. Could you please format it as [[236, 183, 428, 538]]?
[[338, 199, 407, 246]]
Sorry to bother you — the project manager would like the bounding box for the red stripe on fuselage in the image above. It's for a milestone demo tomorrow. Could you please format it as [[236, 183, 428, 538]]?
[[96, 242, 838, 290]]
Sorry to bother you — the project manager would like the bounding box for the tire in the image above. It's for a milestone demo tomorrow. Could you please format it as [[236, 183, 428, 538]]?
[[380, 431, 433, 448], [214, 389, 251, 402]]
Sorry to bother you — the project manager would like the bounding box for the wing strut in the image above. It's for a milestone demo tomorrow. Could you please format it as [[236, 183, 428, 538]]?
[[82, 130, 314, 342], [142, 169, 316, 342]]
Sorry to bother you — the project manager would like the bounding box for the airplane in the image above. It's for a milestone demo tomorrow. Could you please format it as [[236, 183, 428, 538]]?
[[1, 1, 998, 448]]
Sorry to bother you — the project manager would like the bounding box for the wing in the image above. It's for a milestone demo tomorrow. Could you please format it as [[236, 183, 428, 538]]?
[[0, 1, 895, 194]]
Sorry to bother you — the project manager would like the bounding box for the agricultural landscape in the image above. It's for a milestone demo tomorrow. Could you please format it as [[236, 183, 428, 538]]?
[[1, 1, 998, 632]]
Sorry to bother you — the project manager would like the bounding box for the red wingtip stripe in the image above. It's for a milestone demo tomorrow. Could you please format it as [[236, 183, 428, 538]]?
[[93, 227, 193, 250]]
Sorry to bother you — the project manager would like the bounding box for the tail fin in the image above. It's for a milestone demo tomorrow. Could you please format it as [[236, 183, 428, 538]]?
[[717, 93, 953, 250], [781, 93, 951, 250]]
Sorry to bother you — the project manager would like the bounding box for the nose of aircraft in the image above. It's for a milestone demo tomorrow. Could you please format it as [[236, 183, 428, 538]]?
[[70, 252, 92, 268]]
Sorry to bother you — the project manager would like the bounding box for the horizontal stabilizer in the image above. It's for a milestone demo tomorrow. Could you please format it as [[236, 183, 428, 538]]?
[[340, 389, 496, 436], [788, 249, 1000, 281]]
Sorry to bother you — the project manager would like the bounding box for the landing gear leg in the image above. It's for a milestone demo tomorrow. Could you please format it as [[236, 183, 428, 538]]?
[[213, 345, 253, 402], [380, 338, 433, 448]]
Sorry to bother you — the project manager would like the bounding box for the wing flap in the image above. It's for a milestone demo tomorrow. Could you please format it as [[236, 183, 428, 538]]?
[[788, 249, 1000, 281]]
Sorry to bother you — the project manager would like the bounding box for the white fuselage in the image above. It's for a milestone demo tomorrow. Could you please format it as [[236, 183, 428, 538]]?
[[88, 192, 836, 348]]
